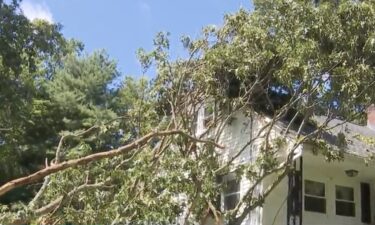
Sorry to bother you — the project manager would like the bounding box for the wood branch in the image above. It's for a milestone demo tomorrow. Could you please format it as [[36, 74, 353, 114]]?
[[181, 173, 201, 225], [28, 124, 100, 209], [283, 111, 299, 137], [7, 182, 114, 225], [229, 117, 309, 224], [55, 135, 67, 164], [0, 129, 223, 197], [229, 161, 287, 220], [35, 182, 113, 216], [199, 207, 212, 225], [231, 165, 291, 225], [215, 89, 305, 175], [29, 176, 50, 209], [214, 118, 275, 174], [229, 110, 337, 225], [230, 143, 300, 224], [55, 123, 105, 163], [199, 198, 223, 225]]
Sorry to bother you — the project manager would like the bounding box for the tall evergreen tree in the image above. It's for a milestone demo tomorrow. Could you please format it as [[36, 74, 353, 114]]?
[[0, 0, 70, 203]]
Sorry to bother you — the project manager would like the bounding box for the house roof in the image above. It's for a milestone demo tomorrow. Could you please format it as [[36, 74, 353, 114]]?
[[307, 116, 375, 158]]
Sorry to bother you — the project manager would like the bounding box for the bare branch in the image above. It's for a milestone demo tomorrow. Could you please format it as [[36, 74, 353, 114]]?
[[0, 129, 223, 197], [28, 176, 50, 210]]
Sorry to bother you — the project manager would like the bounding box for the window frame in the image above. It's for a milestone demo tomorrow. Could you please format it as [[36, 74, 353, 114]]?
[[335, 185, 356, 217], [304, 179, 326, 214]]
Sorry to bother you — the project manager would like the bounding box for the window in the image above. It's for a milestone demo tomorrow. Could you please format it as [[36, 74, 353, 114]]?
[[224, 179, 240, 211], [304, 180, 326, 213], [336, 185, 355, 217]]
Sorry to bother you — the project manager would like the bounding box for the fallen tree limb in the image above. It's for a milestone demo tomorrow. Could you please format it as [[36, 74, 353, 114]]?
[[0, 129, 224, 197], [35, 182, 113, 216], [5, 182, 114, 225]]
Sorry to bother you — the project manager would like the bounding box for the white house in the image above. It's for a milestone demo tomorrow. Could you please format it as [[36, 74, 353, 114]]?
[[199, 105, 375, 225]]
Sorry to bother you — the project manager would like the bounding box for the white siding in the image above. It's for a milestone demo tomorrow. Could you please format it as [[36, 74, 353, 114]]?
[[241, 177, 263, 225], [218, 112, 258, 166], [262, 175, 289, 225], [215, 112, 294, 225], [198, 106, 375, 225], [205, 111, 292, 225], [216, 112, 263, 225]]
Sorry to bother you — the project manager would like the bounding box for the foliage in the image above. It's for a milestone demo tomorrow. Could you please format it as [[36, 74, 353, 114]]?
[[0, 0, 69, 203], [2, 0, 375, 225]]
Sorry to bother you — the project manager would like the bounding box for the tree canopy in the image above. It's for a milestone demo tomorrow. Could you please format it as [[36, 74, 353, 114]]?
[[1, 0, 375, 224]]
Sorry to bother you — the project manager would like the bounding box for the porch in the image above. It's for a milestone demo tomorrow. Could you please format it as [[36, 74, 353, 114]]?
[[266, 150, 375, 225], [303, 151, 375, 225]]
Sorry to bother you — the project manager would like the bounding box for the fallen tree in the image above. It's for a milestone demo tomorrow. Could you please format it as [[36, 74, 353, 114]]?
[[2, 1, 375, 225]]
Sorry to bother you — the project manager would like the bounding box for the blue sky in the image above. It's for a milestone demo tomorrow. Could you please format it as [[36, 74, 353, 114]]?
[[20, 0, 252, 77]]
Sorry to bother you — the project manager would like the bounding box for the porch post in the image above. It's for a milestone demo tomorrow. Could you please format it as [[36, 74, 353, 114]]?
[[287, 157, 303, 225]]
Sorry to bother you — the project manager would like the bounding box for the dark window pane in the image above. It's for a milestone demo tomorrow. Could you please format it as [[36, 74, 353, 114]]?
[[361, 183, 371, 223], [304, 196, 326, 213], [336, 185, 354, 201], [224, 194, 240, 211], [225, 179, 240, 194], [336, 201, 355, 217], [305, 180, 325, 197]]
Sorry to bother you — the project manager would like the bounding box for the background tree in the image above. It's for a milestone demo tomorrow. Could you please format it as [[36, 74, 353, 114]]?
[[0, 0, 75, 203]]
